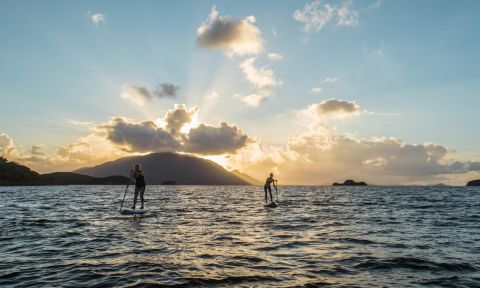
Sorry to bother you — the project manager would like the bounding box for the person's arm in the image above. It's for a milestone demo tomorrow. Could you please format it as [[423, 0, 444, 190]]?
[[273, 179, 278, 191]]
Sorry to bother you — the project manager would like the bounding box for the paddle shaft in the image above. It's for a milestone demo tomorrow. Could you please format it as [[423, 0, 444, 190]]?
[[275, 180, 279, 202], [119, 170, 134, 211]]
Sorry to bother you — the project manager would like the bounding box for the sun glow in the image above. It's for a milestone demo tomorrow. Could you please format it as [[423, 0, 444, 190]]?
[[203, 155, 229, 168]]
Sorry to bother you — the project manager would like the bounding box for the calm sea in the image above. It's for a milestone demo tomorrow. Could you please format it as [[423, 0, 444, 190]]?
[[1, 185, 479, 287]]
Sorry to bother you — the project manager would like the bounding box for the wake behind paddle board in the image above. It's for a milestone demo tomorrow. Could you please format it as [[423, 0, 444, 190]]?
[[264, 202, 278, 208], [120, 209, 147, 215]]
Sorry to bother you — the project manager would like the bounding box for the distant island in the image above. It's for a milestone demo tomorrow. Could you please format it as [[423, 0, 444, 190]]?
[[75, 152, 250, 185], [333, 179, 368, 186], [467, 179, 480, 186], [0, 157, 128, 186]]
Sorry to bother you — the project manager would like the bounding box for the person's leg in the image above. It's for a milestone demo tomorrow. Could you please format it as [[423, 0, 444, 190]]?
[[264, 186, 268, 203], [132, 186, 139, 209], [268, 186, 273, 202], [140, 186, 145, 209]]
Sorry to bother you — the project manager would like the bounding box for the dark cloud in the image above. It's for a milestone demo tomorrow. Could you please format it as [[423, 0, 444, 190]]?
[[184, 122, 250, 155], [102, 117, 180, 153], [97, 105, 250, 155], [154, 83, 180, 98]]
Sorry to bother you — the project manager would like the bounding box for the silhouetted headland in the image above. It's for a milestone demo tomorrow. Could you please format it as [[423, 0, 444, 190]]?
[[333, 179, 368, 186], [467, 179, 480, 186], [231, 169, 262, 185], [0, 157, 128, 186]]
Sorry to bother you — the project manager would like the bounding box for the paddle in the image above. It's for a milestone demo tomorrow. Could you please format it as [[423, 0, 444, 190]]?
[[275, 180, 279, 202], [119, 170, 134, 212]]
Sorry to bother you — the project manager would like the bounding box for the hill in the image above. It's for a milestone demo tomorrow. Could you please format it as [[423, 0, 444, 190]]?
[[0, 157, 129, 186], [75, 152, 249, 185], [467, 179, 480, 186], [231, 170, 262, 185]]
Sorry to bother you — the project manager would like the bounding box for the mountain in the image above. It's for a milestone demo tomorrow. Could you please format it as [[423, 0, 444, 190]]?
[[231, 170, 262, 185], [466, 179, 480, 186], [0, 157, 129, 186], [74, 152, 249, 185]]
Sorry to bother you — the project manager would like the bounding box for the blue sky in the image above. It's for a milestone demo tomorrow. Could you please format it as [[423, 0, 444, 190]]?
[[1, 0, 479, 184]]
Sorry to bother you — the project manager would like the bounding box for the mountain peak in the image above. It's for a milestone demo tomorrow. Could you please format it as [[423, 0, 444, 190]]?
[[75, 152, 249, 185]]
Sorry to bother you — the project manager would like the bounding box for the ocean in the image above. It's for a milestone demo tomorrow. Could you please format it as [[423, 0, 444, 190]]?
[[1, 185, 479, 287]]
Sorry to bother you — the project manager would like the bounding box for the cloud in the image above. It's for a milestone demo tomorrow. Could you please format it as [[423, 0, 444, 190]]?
[[197, 6, 263, 56], [184, 123, 250, 155], [267, 53, 283, 61], [365, 0, 382, 11], [96, 105, 250, 155], [237, 58, 281, 107], [121, 82, 180, 105], [153, 83, 180, 98], [238, 93, 269, 107], [310, 87, 322, 93], [121, 84, 152, 106], [306, 99, 361, 118], [163, 104, 199, 135], [293, 0, 359, 33], [91, 13, 105, 24], [101, 117, 180, 153], [0, 133, 19, 161], [337, 2, 359, 27], [228, 124, 480, 185], [240, 57, 280, 90], [322, 77, 339, 83]]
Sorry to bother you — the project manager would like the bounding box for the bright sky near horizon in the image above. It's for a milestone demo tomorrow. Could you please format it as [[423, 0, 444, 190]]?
[[1, 0, 480, 185]]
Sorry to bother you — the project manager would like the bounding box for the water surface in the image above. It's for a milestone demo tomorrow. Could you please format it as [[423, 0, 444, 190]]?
[[1, 186, 480, 287]]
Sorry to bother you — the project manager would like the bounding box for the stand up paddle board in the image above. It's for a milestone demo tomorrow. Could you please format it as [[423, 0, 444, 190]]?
[[264, 202, 278, 208], [120, 209, 147, 215]]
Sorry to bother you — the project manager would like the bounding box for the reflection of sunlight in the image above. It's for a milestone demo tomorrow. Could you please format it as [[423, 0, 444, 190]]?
[[203, 155, 228, 168]]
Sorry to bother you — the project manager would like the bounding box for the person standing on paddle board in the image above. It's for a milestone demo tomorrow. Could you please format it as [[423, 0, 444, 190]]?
[[264, 173, 277, 203], [131, 164, 146, 210]]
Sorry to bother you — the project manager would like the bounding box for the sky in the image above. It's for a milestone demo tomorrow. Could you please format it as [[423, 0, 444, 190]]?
[[1, 0, 480, 185]]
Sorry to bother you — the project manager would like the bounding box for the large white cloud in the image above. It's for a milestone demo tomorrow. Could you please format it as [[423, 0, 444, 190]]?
[[96, 105, 250, 155], [197, 6, 264, 56]]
